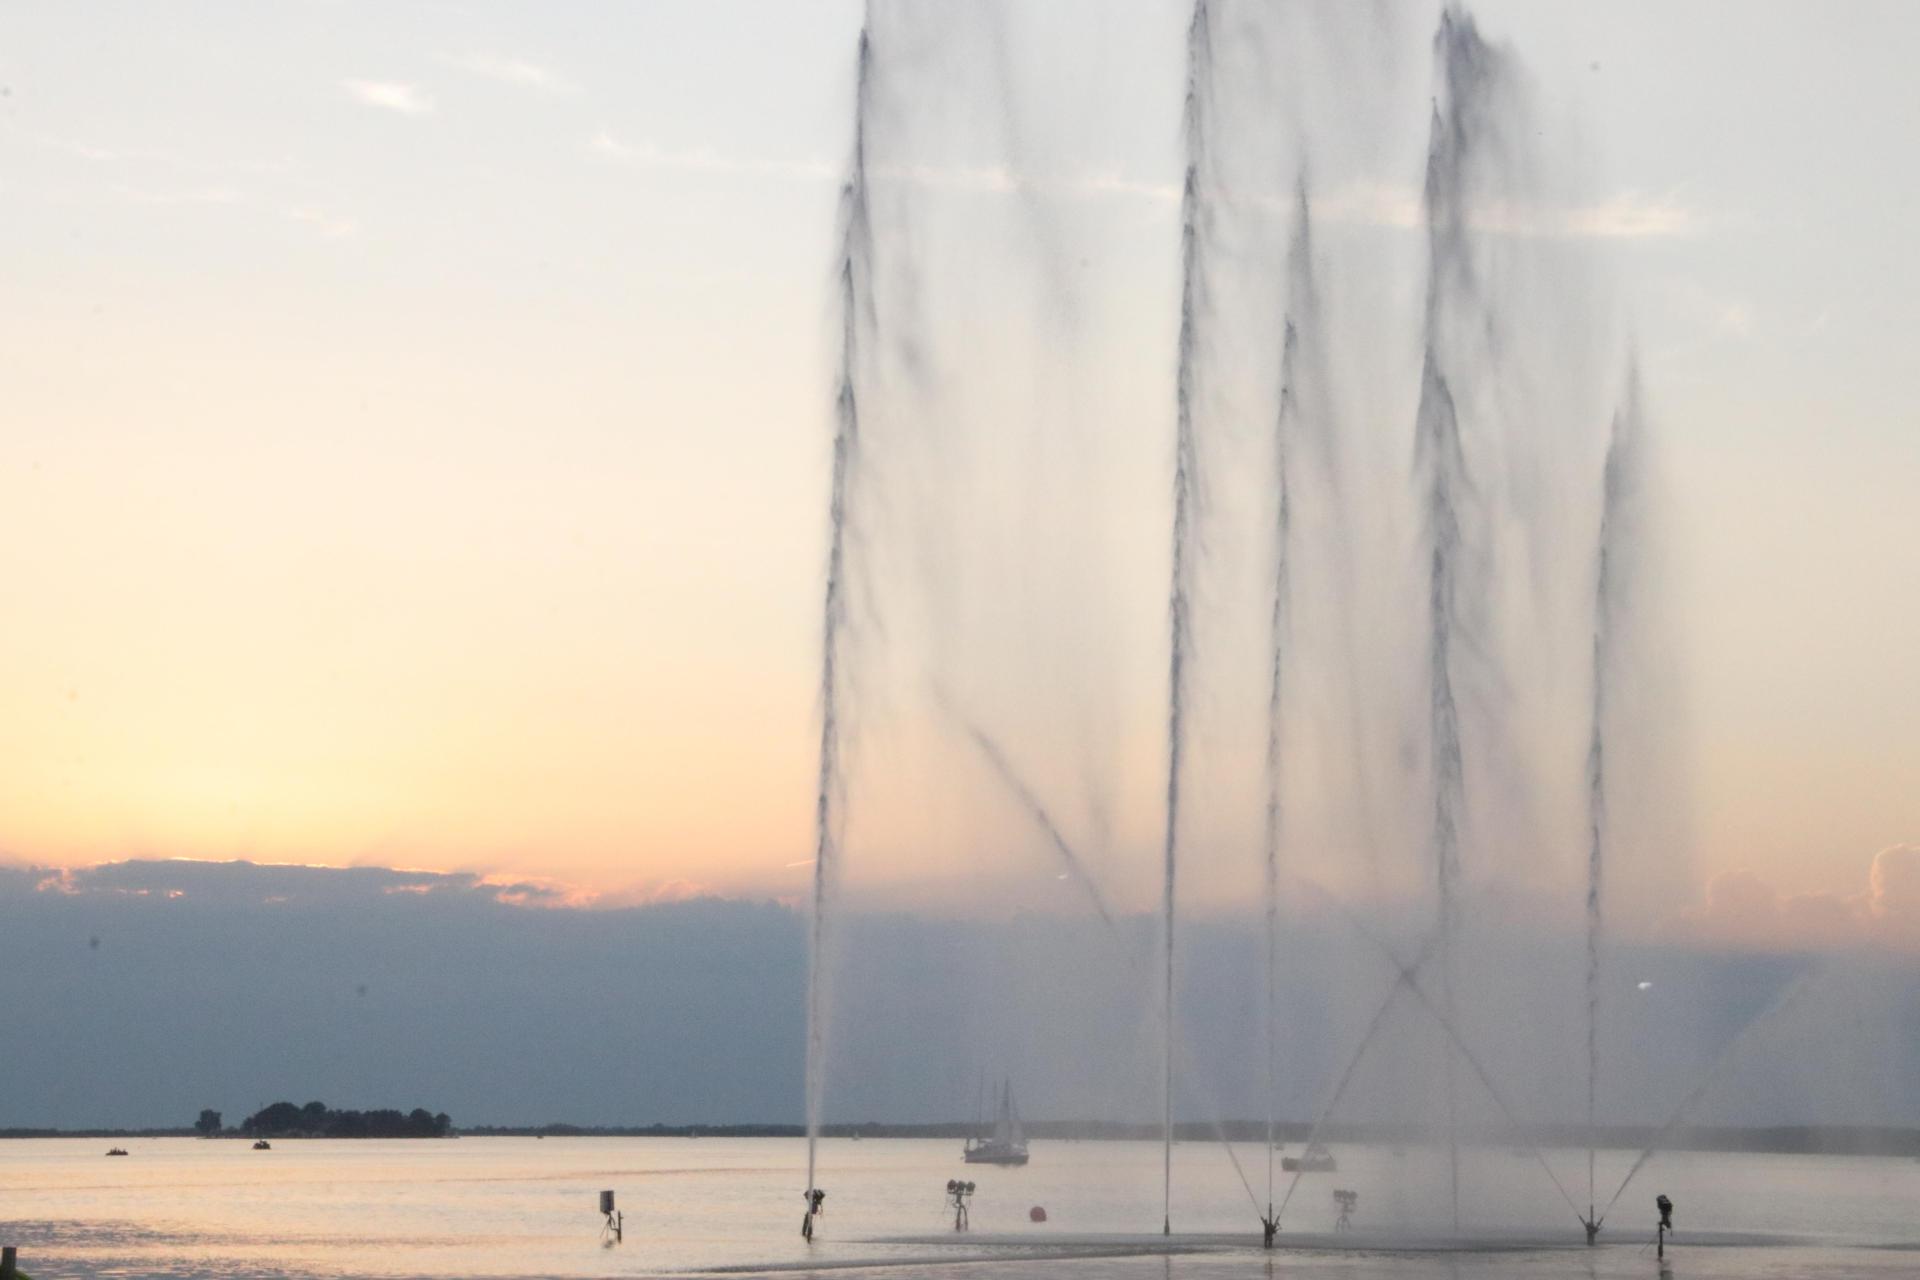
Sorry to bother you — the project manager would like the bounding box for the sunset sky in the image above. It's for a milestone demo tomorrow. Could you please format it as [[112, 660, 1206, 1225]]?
[[1, 1, 1915, 917]]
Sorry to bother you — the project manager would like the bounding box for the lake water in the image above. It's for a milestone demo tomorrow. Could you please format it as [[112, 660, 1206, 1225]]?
[[2, 1136, 1915, 1278]]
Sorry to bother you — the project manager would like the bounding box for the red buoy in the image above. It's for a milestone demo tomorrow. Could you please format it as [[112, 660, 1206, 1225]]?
[[1029, 1206, 1047, 1223]]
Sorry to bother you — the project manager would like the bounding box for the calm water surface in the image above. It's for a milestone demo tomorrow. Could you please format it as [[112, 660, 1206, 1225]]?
[[2, 1137, 1915, 1278]]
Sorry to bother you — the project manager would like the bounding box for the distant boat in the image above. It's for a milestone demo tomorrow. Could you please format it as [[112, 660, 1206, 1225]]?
[[105, 1147, 128, 1157], [253, 1140, 272, 1150], [1281, 1142, 1335, 1173], [964, 1080, 1029, 1166]]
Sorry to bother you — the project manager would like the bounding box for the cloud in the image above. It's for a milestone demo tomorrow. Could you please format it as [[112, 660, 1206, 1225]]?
[[1671, 846, 1920, 952], [1311, 181, 1696, 239], [109, 184, 243, 207], [438, 51, 574, 94], [576, 878, 713, 909], [588, 129, 832, 181], [1661, 278, 1760, 343], [1714, 302, 1756, 337], [1870, 844, 1920, 923], [0, 124, 171, 165], [0, 857, 725, 914], [283, 206, 358, 239], [2, 857, 1912, 1132], [8, 125, 351, 234], [344, 81, 434, 116], [1559, 191, 1697, 239], [580, 133, 1693, 242]]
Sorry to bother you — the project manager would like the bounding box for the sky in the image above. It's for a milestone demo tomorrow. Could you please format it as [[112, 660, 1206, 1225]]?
[[0, 1, 1916, 923]]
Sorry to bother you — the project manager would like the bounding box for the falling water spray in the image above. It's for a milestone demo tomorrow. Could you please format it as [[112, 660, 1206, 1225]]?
[[1160, 0, 1213, 1237], [805, 13, 874, 1227]]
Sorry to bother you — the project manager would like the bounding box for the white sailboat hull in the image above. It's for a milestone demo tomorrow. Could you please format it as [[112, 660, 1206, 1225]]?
[[961, 1142, 1029, 1166]]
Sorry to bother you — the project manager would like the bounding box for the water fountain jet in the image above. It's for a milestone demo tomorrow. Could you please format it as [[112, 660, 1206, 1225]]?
[[804, 6, 874, 1229], [1159, 0, 1215, 1237], [1584, 360, 1646, 1237]]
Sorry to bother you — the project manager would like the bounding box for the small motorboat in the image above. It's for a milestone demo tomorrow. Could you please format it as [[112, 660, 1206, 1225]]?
[[1280, 1142, 1336, 1173], [105, 1147, 129, 1157], [253, 1139, 272, 1150]]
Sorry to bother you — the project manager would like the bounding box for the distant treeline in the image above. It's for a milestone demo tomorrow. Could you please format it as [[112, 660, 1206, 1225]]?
[[7, 1119, 1917, 1157], [457, 1119, 1920, 1157], [238, 1101, 452, 1139]]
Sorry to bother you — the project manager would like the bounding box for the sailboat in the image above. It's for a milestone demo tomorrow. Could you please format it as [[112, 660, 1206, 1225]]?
[[1280, 1141, 1336, 1173], [963, 1079, 1029, 1166]]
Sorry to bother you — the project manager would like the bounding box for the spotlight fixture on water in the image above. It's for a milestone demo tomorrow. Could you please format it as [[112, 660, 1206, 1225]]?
[[801, 1188, 827, 1240], [945, 1179, 976, 1232], [1332, 1189, 1358, 1232], [598, 1190, 622, 1245], [1656, 1193, 1674, 1258]]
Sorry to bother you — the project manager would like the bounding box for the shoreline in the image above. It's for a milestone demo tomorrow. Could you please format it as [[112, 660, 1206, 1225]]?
[[5, 1121, 1917, 1158]]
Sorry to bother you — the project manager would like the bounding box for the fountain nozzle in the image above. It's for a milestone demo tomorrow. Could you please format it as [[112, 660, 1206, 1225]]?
[[800, 1188, 826, 1240]]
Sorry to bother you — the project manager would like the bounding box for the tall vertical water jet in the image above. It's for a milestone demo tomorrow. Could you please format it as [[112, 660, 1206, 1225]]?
[[1415, 4, 1504, 1230], [1160, 0, 1213, 1237], [1415, 351, 1466, 1231], [805, 11, 874, 1224], [1261, 325, 1288, 1225], [1261, 176, 1315, 1226], [1585, 361, 1645, 1227]]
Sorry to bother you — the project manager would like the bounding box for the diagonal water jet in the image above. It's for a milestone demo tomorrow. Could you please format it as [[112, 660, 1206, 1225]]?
[[952, 716, 1118, 933], [1401, 962, 1587, 1225], [1604, 965, 1827, 1218], [950, 710, 1262, 1217], [1274, 880, 1583, 1229], [1274, 941, 1439, 1223], [804, 8, 874, 1225]]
